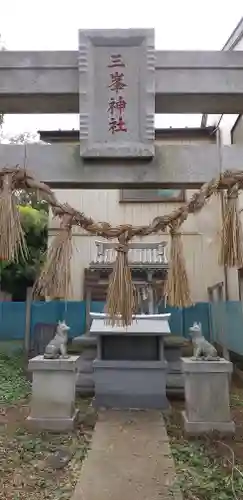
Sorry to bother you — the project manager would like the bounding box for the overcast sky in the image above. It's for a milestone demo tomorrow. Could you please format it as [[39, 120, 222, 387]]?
[[0, 0, 243, 136]]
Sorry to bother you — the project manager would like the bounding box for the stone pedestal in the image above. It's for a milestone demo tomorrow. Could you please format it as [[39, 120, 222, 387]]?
[[90, 313, 171, 410], [182, 358, 235, 435], [27, 355, 80, 432]]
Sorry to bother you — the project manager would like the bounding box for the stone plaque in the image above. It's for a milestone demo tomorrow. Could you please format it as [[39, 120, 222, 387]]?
[[101, 335, 160, 361], [78, 29, 155, 158]]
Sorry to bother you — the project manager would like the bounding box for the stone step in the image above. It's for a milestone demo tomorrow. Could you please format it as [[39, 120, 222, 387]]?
[[77, 359, 94, 373], [72, 334, 97, 347], [166, 373, 184, 389]]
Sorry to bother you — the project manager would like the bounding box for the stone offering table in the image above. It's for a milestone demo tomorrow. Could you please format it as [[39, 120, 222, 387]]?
[[72, 332, 187, 397], [27, 355, 80, 431], [182, 357, 235, 435], [90, 312, 171, 410]]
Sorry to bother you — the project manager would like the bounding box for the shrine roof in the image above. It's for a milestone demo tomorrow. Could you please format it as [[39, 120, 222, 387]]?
[[38, 126, 216, 143], [223, 16, 243, 50]]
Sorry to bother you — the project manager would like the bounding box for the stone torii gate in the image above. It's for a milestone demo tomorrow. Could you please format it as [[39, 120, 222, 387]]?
[[10, 28, 240, 434], [1, 27, 243, 188]]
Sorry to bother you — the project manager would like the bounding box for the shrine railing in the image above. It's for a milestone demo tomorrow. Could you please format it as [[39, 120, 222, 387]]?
[[90, 241, 168, 269]]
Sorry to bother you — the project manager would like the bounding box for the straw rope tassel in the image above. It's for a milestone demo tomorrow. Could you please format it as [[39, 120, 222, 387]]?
[[105, 232, 137, 327], [0, 173, 27, 262], [34, 214, 73, 299], [165, 220, 192, 308], [219, 184, 243, 268]]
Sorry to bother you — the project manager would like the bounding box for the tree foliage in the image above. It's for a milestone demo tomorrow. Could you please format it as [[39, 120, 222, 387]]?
[[0, 206, 48, 299], [0, 58, 49, 297], [15, 189, 49, 213], [5, 132, 49, 213]]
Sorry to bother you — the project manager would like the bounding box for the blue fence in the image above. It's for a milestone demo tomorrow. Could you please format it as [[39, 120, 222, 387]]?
[[0, 300, 211, 341], [0, 302, 27, 340], [1, 299, 243, 355], [158, 302, 211, 340], [210, 301, 243, 356]]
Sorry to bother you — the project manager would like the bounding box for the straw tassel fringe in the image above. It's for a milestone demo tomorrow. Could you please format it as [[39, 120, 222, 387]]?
[[34, 215, 73, 299], [165, 220, 192, 308], [0, 173, 27, 262], [219, 184, 243, 267], [105, 232, 137, 327]]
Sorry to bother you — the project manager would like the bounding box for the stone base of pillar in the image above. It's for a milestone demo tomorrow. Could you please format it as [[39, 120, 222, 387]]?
[[27, 408, 79, 432], [181, 357, 235, 435], [182, 411, 235, 435], [27, 355, 80, 432]]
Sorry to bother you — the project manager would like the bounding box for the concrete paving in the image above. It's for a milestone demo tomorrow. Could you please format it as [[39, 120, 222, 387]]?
[[71, 409, 182, 500]]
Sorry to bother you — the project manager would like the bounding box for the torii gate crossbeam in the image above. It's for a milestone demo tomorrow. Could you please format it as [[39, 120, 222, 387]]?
[[1, 28, 243, 189], [1, 143, 242, 189], [1, 50, 243, 114]]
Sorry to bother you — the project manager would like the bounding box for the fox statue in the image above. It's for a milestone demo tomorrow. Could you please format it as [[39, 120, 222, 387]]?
[[189, 322, 219, 361], [44, 320, 70, 359]]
